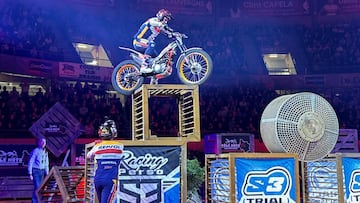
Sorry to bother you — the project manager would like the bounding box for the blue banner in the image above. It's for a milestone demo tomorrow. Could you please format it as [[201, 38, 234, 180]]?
[[343, 157, 360, 202], [235, 158, 297, 203]]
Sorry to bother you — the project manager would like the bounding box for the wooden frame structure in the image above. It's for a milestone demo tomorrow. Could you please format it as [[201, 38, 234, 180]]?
[[205, 153, 300, 203], [84, 140, 188, 203], [132, 84, 201, 141], [37, 166, 85, 203], [301, 153, 360, 203]]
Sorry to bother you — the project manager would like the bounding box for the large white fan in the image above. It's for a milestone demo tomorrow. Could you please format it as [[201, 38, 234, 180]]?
[[260, 92, 339, 162]]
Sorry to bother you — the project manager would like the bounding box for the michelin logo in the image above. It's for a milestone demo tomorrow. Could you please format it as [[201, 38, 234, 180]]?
[[239, 167, 295, 203]]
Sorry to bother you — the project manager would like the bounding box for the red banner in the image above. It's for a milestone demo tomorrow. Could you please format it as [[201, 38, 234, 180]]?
[[0, 54, 58, 77], [59, 62, 113, 82]]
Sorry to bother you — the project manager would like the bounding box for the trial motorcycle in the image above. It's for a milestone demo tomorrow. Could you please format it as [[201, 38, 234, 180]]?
[[111, 32, 213, 95]]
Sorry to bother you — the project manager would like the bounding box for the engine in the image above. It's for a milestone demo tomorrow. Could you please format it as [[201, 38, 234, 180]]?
[[151, 55, 173, 74]]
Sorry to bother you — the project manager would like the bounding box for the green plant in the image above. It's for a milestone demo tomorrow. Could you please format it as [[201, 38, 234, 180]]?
[[187, 158, 205, 192]]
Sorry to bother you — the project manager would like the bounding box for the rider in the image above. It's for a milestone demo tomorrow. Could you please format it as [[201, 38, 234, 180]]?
[[87, 117, 123, 203], [133, 9, 174, 84]]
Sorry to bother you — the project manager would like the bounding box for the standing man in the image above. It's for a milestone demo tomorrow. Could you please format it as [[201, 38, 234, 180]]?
[[28, 137, 49, 203], [87, 117, 123, 203]]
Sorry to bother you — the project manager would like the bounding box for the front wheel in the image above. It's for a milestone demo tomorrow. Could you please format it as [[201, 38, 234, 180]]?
[[111, 60, 144, 95], [176, 48, 213, 85]]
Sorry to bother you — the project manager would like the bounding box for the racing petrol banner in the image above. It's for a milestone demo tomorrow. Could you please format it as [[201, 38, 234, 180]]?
[[117, 146, 181, 203], [235, 157, 297, 203]]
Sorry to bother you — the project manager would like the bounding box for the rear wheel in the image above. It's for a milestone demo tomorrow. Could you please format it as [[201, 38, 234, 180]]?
[[111, 60, 144, 95], [176, 49, 213, 85]]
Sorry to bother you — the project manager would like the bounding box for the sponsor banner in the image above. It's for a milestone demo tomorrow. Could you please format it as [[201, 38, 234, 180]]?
[[118, 146, 181, 203], [238, 0, 304, 16], [220, 133, 254, 153], [133, 0, 212, 15], [0, 144, 34, 167], [0, 54, 58, 77], [59, 62, 113, 82], [343, 157, 360, 202], [74, 144, 86, 166], [306, 161, 338, 201], [209, 159, 230, 202], [324, 0, 360, 14], [205, 133, 254, 154], [236, 158, 297, 203]]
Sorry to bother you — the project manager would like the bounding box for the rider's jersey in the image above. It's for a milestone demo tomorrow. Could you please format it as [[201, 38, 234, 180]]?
[[87, 140, 123, 180], [134, 17, 166, 42]]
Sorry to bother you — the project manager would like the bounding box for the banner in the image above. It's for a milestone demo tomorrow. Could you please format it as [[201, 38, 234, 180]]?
[[59, 62, 113, 82], [0, 54, 58, 77], [133, 0, 212, 15], [205, 133, 254, 154], [0, 144, 34, 167], [237, 0, 305, 16], [118, 146, 181, 203], [321, 0, 360, 14], [220, 133, 254, 153], [235, 158, 297, 203], [343, 157, 360, 202]]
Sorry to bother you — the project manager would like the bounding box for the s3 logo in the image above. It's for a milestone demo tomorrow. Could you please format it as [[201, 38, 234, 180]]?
[[242, 167, 291, 196]]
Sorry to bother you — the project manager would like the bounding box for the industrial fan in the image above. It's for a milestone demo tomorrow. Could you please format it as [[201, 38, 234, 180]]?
[[260, 92, 339, 162]]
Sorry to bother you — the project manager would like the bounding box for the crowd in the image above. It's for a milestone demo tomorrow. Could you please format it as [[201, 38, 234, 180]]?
[[0, 0, 63, 61], [302, 22, 360, 73], [0, 80, 359, 141]]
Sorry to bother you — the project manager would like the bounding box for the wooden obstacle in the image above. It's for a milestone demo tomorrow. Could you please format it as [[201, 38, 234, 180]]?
[[84, 84, 203, 203], [132, 84, 201, 141], [301, 153, 360, 203], [29, 102, 82, 157], [37, 166, 85, 203], [0, 176, 32, 201]]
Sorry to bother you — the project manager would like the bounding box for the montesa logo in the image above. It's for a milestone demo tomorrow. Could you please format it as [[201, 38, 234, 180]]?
[[119, 151, 168, 176]]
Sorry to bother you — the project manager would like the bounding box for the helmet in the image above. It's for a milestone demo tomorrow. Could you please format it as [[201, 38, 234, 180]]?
[[98, 119, 117, 140], [156, 9, 172, 21]]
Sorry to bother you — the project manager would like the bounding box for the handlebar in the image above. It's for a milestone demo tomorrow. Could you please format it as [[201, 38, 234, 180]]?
[[170, 32, 188, 39]]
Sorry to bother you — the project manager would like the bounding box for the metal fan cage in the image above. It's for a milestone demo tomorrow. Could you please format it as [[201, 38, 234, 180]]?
[[260, 92, 339, 162]]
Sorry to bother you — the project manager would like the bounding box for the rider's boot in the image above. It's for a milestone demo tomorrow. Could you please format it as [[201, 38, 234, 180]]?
[[140, 55, 153, 74], [150, 76, 158, 85]]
